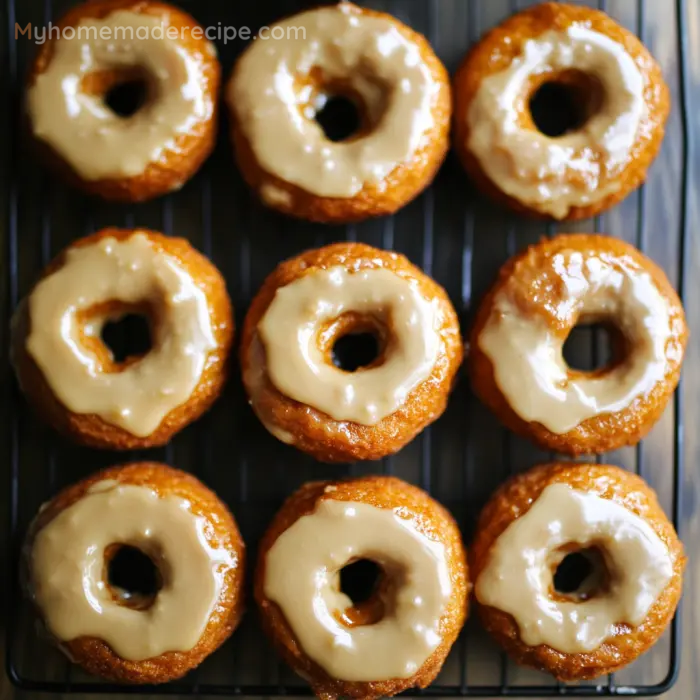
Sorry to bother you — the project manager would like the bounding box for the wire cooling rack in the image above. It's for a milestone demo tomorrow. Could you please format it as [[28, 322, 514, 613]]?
[[2, 0, 692, 696]]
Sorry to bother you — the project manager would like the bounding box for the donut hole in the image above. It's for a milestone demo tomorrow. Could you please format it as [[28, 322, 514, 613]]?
[[563, 320, 626, 373], [340, 558, 382, 605], [101, 313, 153, 364], [105, 79, 150, 118], [529, 71, 605, 138], [335, 558, 387, 627], [320, 312, 388, 373], [332, 332, 381, 372], [552, 546, 609, 601], [105, 544, 163, 610], [313, 93, 363, 142], [82, 67, 153, 119]]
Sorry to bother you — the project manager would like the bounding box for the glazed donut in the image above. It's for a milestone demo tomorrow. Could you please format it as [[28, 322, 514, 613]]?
[[25, 463, 245, 683], [469, 234, 687, 455], [27, 0, 219, 202], [11, 228, 233, 450], [471, 463, 685, 681], [453, 2, 669, 220], [241, 243, 463, 462], [226, 3, 450, 223], [255, 476, 468, 699]]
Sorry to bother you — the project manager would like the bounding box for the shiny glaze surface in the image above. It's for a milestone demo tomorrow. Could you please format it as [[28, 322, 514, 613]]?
[[469, 235, 687, 455], [25, 233, 216, 437], [475, 482, 674, 654], [23, 463, 245, 683], [228, 3, 438, 199], [28, 10, 214, 181], [471, 463, 685, 681], [453, 2, 670, 221], [255, 476, 469, 699], [467, 26, 644, 219], [259, 265, 440, 425], [479, 247, 676, 434], [241, 243, 463, 462], [264, 498, 451, 681], [30, 482, 235, 660]]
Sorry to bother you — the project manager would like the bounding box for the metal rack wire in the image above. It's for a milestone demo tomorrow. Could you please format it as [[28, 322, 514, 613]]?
[[3, 0, 691, 696]]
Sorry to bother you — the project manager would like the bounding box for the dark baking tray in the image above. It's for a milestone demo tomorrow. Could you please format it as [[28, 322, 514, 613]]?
[[2, 0, 691, 696]]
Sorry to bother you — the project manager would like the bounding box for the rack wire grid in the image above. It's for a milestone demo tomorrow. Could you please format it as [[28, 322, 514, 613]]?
[[2, 0, 692, 696]]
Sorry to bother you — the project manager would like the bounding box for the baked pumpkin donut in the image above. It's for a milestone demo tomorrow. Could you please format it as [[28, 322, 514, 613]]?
[[471, 462, 685, 681], [241, 243, 463, 462], [469, 234, 687, 455], [26, 0, 219, 202], [11, 228, 233, 450], [453, 2, 670, 220], [226, 3, 450, 223], [24, 462, 245, 683], [255, 476, 468, 699]]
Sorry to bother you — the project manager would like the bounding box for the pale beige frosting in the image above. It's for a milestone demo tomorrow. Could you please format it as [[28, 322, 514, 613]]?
[[467, 26, 645, 218], [30, 482, 237, 660], [475, 483, 674, 653], [258, 266, 440, 425], [264, 497, 452, 681], [28, 11, 214, 181], [26, 234, 216, 437], [228, 3, 438, 198], [479, 250, 674, 434]]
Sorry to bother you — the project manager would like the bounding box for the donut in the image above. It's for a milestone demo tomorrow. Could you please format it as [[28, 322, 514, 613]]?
[[24, 463, 245, 683], [255, 476, 468, 699], [240, 243, 463, 462], [471, 462, 685, 681], [26, 0, 219, 202], [226, 3, 450, 223], [11, 228, 233, 450], [453, 2, 670, 220], [469, 234, 687, 455]]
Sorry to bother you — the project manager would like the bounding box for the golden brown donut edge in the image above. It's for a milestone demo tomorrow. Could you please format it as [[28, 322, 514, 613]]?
[[24, 462, 246, 684], [470, 462, 685, 681], [468, 234, 687, 455], [452, 2, 670, 221], [255, 475, 469, 700], [26, 0, 220, 202], [240, 242, 463, 463], [227, 3, 451, 223], [11, 228, 234, 450]]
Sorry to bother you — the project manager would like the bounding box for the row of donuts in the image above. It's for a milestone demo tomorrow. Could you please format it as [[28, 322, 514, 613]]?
[[11, 229, 688, 461], [27, 1, 669, 222], [25, 460, 684, 694]]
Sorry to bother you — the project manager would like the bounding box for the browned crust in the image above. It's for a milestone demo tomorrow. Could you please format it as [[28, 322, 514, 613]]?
[[26, 0, 220, 202], [25, 463, 246, 684], [470, 463, 685, 681], [240, 243, 463, 463], [452, 2, 670, 221], [226, 3, 451, 223], [468, 234, 687, 455], [255, 475, 469, 699], [11, 228, 234, 450]]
